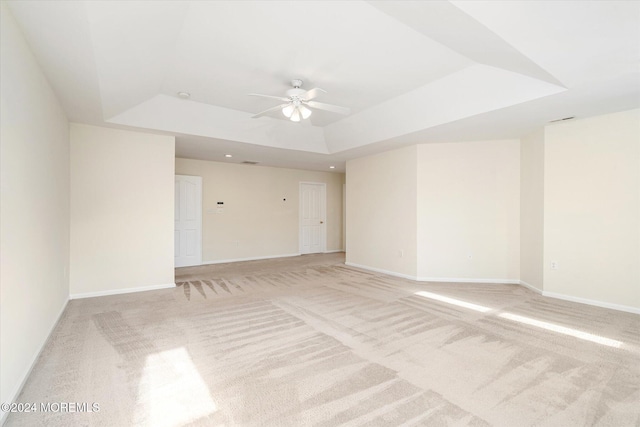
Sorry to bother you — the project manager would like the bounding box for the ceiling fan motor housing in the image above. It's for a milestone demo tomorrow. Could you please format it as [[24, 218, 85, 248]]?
[[286, 88, 306, 100], [287, 79, 306, 100]]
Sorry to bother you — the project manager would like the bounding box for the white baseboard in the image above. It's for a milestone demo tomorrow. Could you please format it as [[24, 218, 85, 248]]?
[[1, 299, 68, 425], [542, 291, 640, 315], [417, 277, 520, 284], [200, 251, 344, 266], [344, 262, 417, 280], [69, 283, 176, 300], [200, 253, 301, 265], [345, 262, 520, 285], [343, 262, 639, 314], [519, 280, 543, 294]]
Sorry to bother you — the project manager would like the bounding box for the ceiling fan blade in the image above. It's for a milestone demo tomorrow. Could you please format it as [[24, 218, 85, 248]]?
[[248, 93, 290, 102], [306, 101, 351, 115], [252, 103, 290, 118], [301, 87, 327, 101]]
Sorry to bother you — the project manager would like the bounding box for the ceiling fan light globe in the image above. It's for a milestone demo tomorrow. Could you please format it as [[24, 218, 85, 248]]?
[[282, 105, 294, 118], [290, 108, 301, 122], [300, 105, 312, 119]]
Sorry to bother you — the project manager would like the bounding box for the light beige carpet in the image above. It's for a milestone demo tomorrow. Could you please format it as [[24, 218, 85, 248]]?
[[6, 253, 640, 426]]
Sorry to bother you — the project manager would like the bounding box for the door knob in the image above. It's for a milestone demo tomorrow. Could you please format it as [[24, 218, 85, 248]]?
[[320, 221, 324, 224]]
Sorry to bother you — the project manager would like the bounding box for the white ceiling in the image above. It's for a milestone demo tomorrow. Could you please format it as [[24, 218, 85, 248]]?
[[7, 0, 640, 172]]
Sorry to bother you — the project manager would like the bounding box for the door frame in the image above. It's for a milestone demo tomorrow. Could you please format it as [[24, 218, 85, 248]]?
[[299, 181, 327, 254], [175, 174, 203, 267]]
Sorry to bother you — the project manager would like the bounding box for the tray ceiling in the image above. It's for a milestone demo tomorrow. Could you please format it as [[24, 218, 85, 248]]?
[[7, 0, 639, 171]]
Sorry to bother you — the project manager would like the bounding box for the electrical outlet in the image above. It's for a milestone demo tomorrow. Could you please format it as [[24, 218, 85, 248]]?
[[467, 254, 473, 260], [551, 261, 559, 270], [399, 250, 403, 257]]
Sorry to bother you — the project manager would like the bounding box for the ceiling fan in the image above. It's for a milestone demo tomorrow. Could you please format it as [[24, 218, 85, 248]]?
[[249, 79, 351, 122]]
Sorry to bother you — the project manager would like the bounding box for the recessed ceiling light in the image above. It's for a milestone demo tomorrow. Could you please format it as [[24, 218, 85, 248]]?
[[329, 166, 335, 169], [224, 154, 232, 158], [177, 91, 191, 99]]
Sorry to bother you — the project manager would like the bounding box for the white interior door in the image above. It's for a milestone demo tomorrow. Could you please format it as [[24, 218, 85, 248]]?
[[300, 182, 326, 254], [175, 175, 202, 267]]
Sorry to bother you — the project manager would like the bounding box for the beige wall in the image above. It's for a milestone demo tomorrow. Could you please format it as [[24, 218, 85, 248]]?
[[520, 129, 545, 291], [346, 146, 418, 277], [70, 124, 175, 296], [175, 158, 344, 262], [544, 109, 640, 309], [417, 140, 520, 281], [0, 2, 70, 416]]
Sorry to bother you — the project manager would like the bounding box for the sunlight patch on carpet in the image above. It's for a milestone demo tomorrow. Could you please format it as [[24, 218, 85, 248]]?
[[499, 312, 623, 348], [414, 291, 492, 313], [136, 347, 217, 426]]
